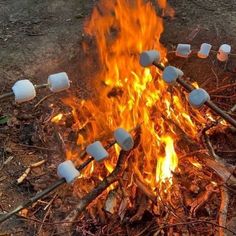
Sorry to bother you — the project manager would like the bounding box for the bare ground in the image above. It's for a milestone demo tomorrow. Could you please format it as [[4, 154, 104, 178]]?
[[0, 0, 236, 235]]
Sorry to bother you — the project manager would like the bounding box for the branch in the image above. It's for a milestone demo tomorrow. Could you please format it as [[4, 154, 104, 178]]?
[[219, 186, 229, 236], [58, 130, 140, 232]]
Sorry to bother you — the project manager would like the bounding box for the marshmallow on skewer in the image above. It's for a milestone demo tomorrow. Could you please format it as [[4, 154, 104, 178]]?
[[188, 88, 210, 109], [162, 66, 184, 85], [86, 141, 109, 162], [57, 160, 80, 183], [176, 44, 191, 58], [114, 128, 134, 151], [12, 79, 36, 103], [139, 50, 160, 67], [48, 72, 70, 93], [197, 43, 212, 59], [217, 44, 231, 62]]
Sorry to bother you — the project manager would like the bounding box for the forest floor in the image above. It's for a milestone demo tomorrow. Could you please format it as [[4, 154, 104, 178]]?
[[0, 0, 236, 235]]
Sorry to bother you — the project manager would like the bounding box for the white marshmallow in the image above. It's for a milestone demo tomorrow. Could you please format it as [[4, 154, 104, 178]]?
[[12, 79, 36, 103], [176, 44, 191, 58], [57, 160, 80, 183], [139, 50, 160, 67], [188, 88, 210, 109], [86, 141, 109, 162], [48, 72, 70, 93], [162, 66, 184, 85], [114, 128, 134, 151], [198, 43, 212, 58], [217, 44, 231, 62]]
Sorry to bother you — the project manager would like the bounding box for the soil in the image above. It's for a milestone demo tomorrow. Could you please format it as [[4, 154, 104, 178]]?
[[0, 0, 236, 235]]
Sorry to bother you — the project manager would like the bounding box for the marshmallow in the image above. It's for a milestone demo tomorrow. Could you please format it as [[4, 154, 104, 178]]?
[[48, 72, 70, 93], [12, 79, 36, 103], [176, 44, 191, 58], [114, 128, 134, 151], [162, 66, 184, 85], [86, 141, 109, 162], [57, 160, 80, 183], [188, 88, 210, 109], [139, 50, 160, 67], [217, 44, 231, 62], [198, 43, 212, 58]]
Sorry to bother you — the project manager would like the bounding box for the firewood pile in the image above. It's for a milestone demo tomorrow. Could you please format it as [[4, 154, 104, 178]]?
[[0, 0, 236, 235]]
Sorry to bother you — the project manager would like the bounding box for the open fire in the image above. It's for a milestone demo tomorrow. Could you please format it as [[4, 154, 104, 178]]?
[[1, 1, 236, 235], [48, 0, 235, 234], [55, 0, 206, 190]]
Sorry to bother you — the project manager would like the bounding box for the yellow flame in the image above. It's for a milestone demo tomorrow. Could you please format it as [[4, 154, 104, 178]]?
[[156, 136, 178, 183], [191, 161, 202, 169], [51, 113, 63, 123]]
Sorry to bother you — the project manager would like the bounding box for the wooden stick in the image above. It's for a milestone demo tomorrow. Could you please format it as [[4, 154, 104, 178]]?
[[218, 186, 229, 236], [0, 84, 48, 101], [204, 158, 236, 187], [57, 130, 140, 233], [152, 62, 236, 128]]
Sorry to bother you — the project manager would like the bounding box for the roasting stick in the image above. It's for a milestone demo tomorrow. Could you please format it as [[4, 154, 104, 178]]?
[[140, 50, 236, 128], [0, 84, 49, 101], [0, 126, 137, 224], [0, 72, 70, 103]]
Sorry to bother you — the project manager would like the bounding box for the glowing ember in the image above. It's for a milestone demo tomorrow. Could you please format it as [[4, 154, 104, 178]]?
[[63, 0, 203, 190], [190, 160, 203, 169], [51, 113, 63, 123]]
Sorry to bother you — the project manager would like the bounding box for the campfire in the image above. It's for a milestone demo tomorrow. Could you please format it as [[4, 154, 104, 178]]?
[[1, 0, 236, 235], [50, 0, 235, 235]]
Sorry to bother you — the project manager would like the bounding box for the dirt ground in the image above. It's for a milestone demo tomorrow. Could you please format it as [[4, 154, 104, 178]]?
[[0, 0, 236, 235]]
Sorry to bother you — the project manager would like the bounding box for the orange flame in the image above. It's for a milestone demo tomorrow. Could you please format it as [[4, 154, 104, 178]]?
[[63, 0, 204, 190]]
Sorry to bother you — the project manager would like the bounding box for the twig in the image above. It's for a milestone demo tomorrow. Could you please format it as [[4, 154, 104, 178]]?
[[202, 134, 221, 161], [201, 103, 236, 134], [34, 93, 54, 109], [37, 193, 57, 235], [156, 220, 236, 235], [0, 92, 14, 100], [218, 186, 229, 236], [190, 183, 217, 217], [209, 82, 236, 94], [17, 143, 56, 152], [211, 67, 219, 88], [17, 160, 46, 184], [17, 216, 236, 235], [133, 172, 157, 204]]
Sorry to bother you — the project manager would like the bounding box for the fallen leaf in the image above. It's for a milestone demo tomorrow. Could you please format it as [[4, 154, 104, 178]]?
[[0, 116, 9, 125]]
